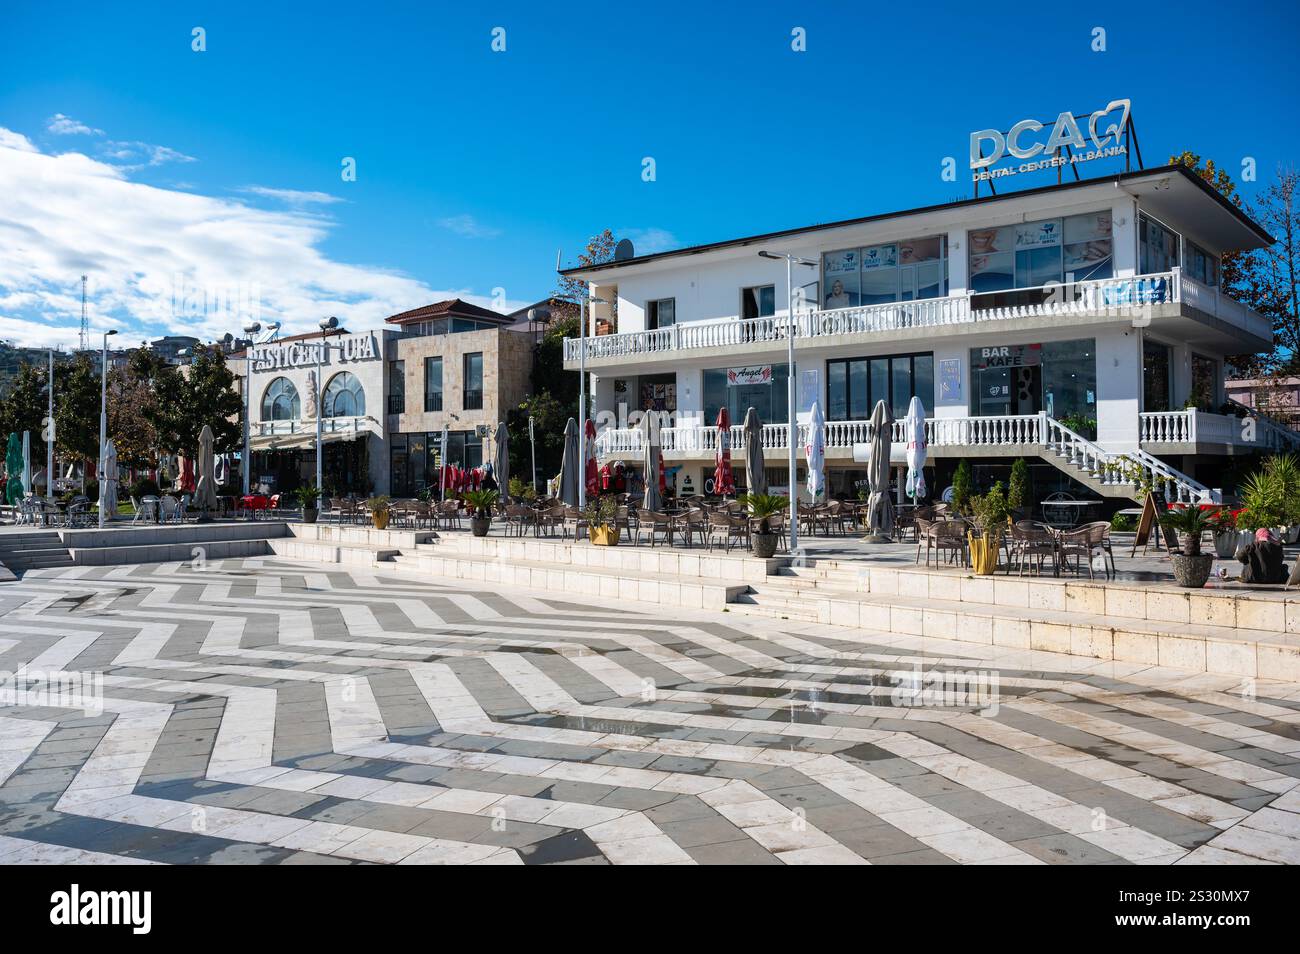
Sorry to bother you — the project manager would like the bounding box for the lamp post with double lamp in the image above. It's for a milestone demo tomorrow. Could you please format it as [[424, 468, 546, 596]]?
[[757, 250, 817, 551], [97, 329, 117, 528], [315, 316, 339, 494], [578, 295, 607, 510], [525, 304, 549, 496], [46, 349, 55, 504], [241, 321, 262, 495]]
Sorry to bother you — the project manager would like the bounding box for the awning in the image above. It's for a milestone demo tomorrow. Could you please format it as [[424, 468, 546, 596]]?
[[250, 416, 381, 452]]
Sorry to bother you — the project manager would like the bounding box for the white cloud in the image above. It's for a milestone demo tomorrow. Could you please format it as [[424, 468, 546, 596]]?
[[239, 186, 345, 206], [438, 214, 502, 239], [46, 113, 103, 136], [98, 140, 197, 170], [0, 127, 529, 348], [617, 227, 679, 255]]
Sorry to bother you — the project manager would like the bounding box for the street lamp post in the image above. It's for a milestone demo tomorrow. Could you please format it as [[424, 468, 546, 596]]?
[[528, 414, 537, 495], [241, 321, 262, 495], [46, 349, 55, 503], [316, 317, 339, 493], [98, 329, 117, 528], [758, 250, 817, 552]]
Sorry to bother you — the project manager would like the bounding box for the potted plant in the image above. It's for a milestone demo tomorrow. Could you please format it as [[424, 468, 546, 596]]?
[[1209, 508, 1243, 558], [367, 495, 391, 530], [744, 493, 789, 559], [966, 481, 1008, 575], [951, 459, 973, 515], [463, 489, 498, 537], [584, 496, 619, 546], [1160, 505, 1215, 587], [295, 484, 322, 524]]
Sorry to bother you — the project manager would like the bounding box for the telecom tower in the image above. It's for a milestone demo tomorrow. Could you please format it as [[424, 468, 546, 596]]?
[[79, 275, 88, 352]]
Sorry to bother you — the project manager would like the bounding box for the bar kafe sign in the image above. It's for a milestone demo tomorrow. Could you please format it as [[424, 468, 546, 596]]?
[[970, 99, 1130, 183], [253, 333, 378, 372]]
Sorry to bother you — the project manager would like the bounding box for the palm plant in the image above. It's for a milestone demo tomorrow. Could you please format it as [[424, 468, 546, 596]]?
[[294, 484, 321, 509], [462, 489, 499, 518], [1159, 505, 1213, 556], [743, 493, 789, 534]]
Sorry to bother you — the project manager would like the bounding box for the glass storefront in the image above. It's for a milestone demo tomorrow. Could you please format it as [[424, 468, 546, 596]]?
[[703, 363, 789, 424], [1143, 339, 1172, 412], [969, 212, 1113, 293], [821, 236, 947, 310], [1139, 212, 1180, 274], [827, 353, 933, 420], [968, 339, 1096, 423], [389, 430, 483, 497]]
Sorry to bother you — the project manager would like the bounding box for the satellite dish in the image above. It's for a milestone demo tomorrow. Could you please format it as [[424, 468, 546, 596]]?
[[614, 238, 635, 261]]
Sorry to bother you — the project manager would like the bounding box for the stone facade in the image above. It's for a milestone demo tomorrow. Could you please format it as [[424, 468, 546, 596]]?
[[390, 327, 534, 433]]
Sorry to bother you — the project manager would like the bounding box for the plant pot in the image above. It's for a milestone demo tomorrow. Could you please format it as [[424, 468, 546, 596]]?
[[372, 511, 390, 530], [752, 532, 779, 559], [471, 515, 491, 537], [588, 525, 620, 546], [302, 507, 319, 524], [1285, 526, 1300, 545], [1176, 531, 1204, 555], [1170, 553, 1214, 588], [1212, 530, 1237, 558], [967, 532, 999, 575]]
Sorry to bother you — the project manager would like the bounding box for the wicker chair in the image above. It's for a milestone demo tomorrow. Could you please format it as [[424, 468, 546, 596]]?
[[1076, 521, 1115, 578], [1009, 520, 1058, 576], [917, 517, 968, 567], [706, 511, 749, 551], [1057, 525, 1098, 578], [635, 510, 674, 547], [672, 507, 708, 547]]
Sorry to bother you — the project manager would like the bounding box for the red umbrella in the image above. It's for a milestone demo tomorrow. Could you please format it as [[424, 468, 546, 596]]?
[[180, 456, 196, 493], [584, 420, 599, 497], [713, 408, 735, 496]]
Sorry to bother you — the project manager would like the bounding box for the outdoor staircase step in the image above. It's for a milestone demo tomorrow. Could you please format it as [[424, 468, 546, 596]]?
[[726, 583, 1300, 679]]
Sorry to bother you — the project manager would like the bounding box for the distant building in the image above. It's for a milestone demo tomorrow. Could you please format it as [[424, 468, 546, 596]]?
[[1225, 376, 1300, 427]]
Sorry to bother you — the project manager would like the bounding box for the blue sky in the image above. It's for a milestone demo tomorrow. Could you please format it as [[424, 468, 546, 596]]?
[[1, 0, 1297, 348]]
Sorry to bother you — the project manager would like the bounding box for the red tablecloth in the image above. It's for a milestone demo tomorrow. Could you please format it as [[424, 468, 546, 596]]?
[[241, 495, 270, 511]]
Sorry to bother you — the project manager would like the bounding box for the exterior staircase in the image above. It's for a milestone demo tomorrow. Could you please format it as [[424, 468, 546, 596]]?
[[0, 530, 74, 575]]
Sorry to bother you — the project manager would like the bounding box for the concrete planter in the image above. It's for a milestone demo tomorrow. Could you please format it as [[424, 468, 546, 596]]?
[[752, 533, 779, 559], [1170, 553, 1214, 588], [302, 508, 319, 525]]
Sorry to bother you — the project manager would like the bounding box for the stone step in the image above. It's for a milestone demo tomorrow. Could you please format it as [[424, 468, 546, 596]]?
[[384, 548, 749, 612], [729, 584, 1300, 680], [730, 592, 824, 622], [68, 538, 273, 566], [267, 537, 400, 566]]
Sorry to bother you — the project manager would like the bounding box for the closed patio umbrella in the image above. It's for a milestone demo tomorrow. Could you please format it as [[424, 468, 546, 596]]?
[[494, 421, 509, 497], [865, 399, 896, 542], [805, 401, 825, 504], [713, 407, 735, 496], [742, 407, 766, 498], [21, 431, 31, 497], [558, 417, 579, 506], [99, 438, 118, 521], [584, 419, 599, 499], [641, 413, 662, 513], [439, 425, 450, 499], [193, 424, 218, 516], [903, 395, 928, 502]]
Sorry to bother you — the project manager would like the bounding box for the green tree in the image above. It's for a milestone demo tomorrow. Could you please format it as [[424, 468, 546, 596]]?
[[53, 354, 102, 463], [506, 390, 571, 489], [152, 344, 242, 456], [556, 229, 617, 308], [0, 362, 49, 467], [1007, 457, 1030, 512], [951, 459, 973, 515]]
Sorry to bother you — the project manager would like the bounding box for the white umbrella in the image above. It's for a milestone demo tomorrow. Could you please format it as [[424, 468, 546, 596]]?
[[99, 438, 118, 521], [440, 424, 450, 499], [904, 395, 928, 501], [805, 401, 825, 504], [865, 400, 895, 542], [193, 424, 219, 514]]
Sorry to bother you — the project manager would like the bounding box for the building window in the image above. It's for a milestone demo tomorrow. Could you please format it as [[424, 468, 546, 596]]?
[[823, 236, 948, 309], [966, 340, 1096, 423], [741, 285, 776, 320], [1191, 354, 1218, 410], [647, 297, 675, 329], [1143, 340, 1173, 413], [827, 354, 934, 420], [322, 371, 365, 418], [424, 356, 443, 412], [1184, 239, 1220, 288], [970, 213, 1112, 294], [703, 363, 789, 425], [463, 352, 483, 410], [387, 360, 404, 415], [261, 377, 300, 420], [1139, 212, 1180, 275]]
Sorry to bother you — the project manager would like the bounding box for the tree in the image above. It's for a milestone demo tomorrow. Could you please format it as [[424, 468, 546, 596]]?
[[0, 362, 49, 466], [951, 459, 973, 515], [506, 390, 572, 490], [556, 228, 617, 308], [53, 354, 101, 463], [152, 344, 242, 456]]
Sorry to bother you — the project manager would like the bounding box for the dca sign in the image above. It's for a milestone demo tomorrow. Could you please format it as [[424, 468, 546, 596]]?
[[970, 99, 1130, 183]]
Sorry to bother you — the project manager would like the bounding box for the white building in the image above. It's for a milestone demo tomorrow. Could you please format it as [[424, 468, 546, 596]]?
[[563, 164, 1294, 505]]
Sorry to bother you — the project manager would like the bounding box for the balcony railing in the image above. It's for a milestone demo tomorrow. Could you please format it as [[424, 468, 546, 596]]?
[[463, 389, 483, 410], [254, 415, 373, 437], [387, 394, 405, 415], [564, 269, 1269, 363], [424, 392, 443, 412], [1139, 409, 1300, 450]]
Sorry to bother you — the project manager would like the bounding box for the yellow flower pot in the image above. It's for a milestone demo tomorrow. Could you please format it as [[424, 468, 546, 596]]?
[[372, 511, 390, 530], [589, 525, 620, 546], [967, 532, 999, 575]]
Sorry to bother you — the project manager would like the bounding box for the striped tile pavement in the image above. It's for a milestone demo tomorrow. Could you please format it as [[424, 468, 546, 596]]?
[[1, 555, 1299, 865]]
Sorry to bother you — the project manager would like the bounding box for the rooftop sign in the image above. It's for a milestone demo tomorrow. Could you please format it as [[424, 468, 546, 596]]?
[[970, 99, 1131, 185]]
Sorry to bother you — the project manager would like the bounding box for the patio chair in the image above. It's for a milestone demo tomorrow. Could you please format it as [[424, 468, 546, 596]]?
[[65, 499, 92, 529], [917, 517, 967, 567], [706, 511, 749, 552], [672, 507, 708, 548], [1077, 521, 1116, 578], [1042, 491, 1077, 529], [438, 499, 462, 531], [562, 505, 588, 542], [1009, 519, 1059, 576], [504, 504, 537, 538], [635, 509, 674, 547], [1057, 525, 1099, 579], [137, 495, 161, 524]]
